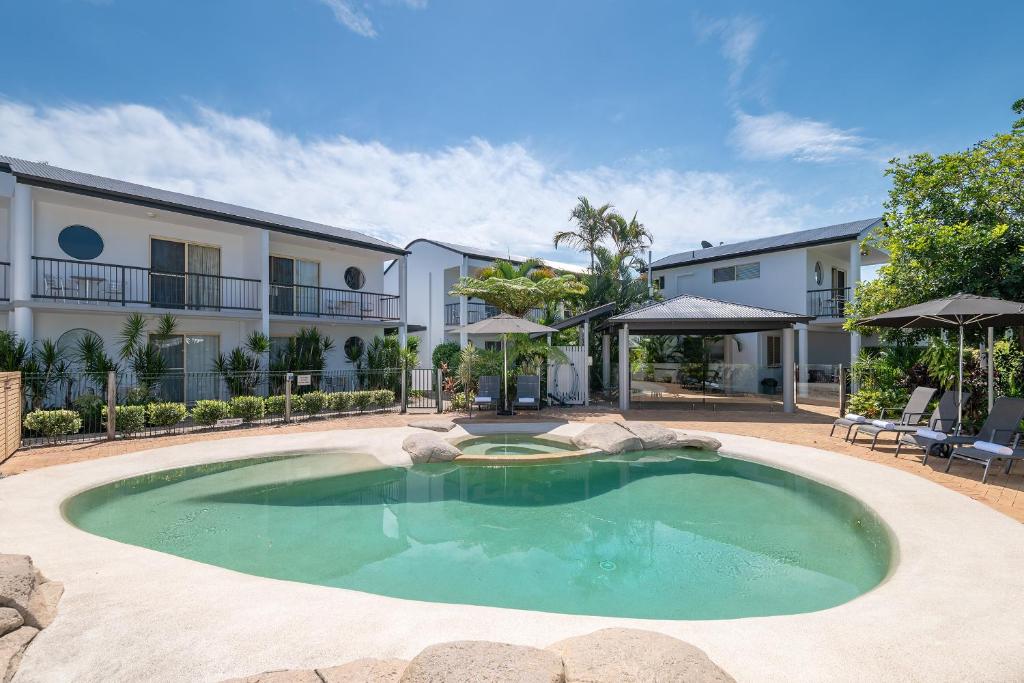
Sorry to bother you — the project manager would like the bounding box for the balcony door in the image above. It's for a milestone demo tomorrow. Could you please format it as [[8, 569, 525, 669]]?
[[150, 239, 221, 310], [270, 256, 319, 315]]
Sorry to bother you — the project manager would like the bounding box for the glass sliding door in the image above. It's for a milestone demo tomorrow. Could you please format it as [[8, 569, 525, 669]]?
[[187, 244, 222, 310], [150, 239, 186, 308], [269, 256, 294, 315], [295, 259, 319, 315], [151, 334, 185, 402], [150, 333, 219, 403]]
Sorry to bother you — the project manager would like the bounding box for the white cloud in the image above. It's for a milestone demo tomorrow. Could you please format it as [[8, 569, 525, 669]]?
[[696, 15, 761, 87], [0, 100, 815, 260], [316, 0, 426, 37], [731, 110, 867, 162]]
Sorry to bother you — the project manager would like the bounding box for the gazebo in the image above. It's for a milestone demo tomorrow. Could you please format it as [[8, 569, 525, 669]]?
[[602, 294, 813, 413]]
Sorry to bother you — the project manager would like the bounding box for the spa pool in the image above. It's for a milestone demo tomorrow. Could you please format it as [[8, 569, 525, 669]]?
[[455, 433, 580, 456]]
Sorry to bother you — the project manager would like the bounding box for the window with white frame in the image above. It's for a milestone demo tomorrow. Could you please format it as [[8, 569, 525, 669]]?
[[712, 261, 760, 283], [766, 335, 782, 368]]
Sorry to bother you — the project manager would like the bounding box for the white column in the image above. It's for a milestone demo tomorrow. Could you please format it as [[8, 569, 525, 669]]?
[[398, 254, 408, 348], [797, 323, 809, 398], [581, 319, 590, 406], [782, 327, 795, 413], [602, 333, 611, 389], [458, 256, 469, 348], [987, 326, 995, 412], [618, 324, 630, 411], [11, 183, 34, 343], [849, 241, 862, 390]]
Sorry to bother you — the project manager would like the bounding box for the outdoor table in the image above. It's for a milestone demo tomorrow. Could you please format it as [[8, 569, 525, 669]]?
[[71, 274, 105, 300]]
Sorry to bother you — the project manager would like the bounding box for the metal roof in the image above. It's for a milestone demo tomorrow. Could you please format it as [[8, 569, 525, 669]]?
[[0, 155, 407, 255], [604, 293, 811, 334], [651, 217, 882, 271], [398, 238, 587, 273]]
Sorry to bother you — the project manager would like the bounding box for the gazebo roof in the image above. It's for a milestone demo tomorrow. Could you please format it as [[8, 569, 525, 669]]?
[[602, 294, 812, 335]]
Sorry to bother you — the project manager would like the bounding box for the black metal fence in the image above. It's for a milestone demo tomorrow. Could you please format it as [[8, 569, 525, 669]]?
[[269, 283, 399, 320], [0, 262, 8, 302], [19, 368, 405, 448], [807, 287, 850, 318], [444, 302, 544, 326]]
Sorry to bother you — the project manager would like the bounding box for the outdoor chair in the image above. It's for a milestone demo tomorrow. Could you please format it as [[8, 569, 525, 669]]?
[[892, 391, 966, 459], [909, 397, 1024, 467], [473, 376, 500, 414], [513, 375, 541, 412], [947, 433, 1024, 484], [831, 386, 936, 441], [852, 389, 958, 451]]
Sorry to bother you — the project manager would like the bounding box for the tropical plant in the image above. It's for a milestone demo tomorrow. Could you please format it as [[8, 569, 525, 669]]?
[[994, 338, 1024, 398], [214, 331, 270, 397], [20, 338, 71, 410], [116, 313, 178, 400], [23, 409, 82, 442], [73, 394, 105, 428], [478, 258, 554, 282], [75, 333, 119, 392], [272, 327, 335, 372], [607, 211, 653, 266], [432, 341, 462, 371], [191, 399, 231, 426], [554, 196, 614, 271], [146, 402, 187, 427], [449, 273, 587, 317], [0, 331, 32, 371]]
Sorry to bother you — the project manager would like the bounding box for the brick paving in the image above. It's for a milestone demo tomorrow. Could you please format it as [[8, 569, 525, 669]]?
[[4, 402, 1022, 523]]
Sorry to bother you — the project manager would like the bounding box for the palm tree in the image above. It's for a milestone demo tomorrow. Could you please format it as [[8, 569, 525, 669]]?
[[607, 211, 653, 266], [478, 258, 553, 282], [554, 196, 614, 271]]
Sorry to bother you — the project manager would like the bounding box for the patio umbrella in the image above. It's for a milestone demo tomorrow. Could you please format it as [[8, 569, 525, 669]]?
[[857, 293, 1024, 425], [459, 313, 557, 413]]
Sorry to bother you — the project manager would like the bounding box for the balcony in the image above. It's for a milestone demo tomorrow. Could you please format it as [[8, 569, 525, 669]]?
[[32, 256, 261, 311], [270, 283, 399, 321], [445, 302, 545, 326], [807, 287, 851, 318], [0, 262, 8, 302]]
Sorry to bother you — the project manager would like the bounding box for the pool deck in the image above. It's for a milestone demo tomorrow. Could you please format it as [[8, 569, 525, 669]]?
[[2, 422, 1024, 681]]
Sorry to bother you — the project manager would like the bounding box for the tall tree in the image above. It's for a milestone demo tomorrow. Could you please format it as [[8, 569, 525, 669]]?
[[478, 258, 553, 282], [848, 99, 1024, 334], [607, 211, 653, 265], [449, 273, 588, 317], [553, 196, 614, 271]]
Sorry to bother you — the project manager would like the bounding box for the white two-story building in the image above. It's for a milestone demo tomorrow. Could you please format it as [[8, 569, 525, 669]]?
[[651, 218, 887, 391], [0, 155, 408, 401], [383, 239, 584, 367]]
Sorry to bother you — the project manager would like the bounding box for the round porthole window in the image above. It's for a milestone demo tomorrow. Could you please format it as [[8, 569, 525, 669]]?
[[344, 266, 366, 291], [814, 261, 823, 286], [344, 336, 364, 361], [58, 225, 104, 260]]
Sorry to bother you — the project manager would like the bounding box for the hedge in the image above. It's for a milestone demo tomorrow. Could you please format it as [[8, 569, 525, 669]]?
[[298, 390, 328, 415], [229, 395, 266, 422], [102, 405, 147, 435], [23, 409, 82, 441], [265, 395, 287, 416], [192, 400, 231, 426], [147, 402, 187, 427]]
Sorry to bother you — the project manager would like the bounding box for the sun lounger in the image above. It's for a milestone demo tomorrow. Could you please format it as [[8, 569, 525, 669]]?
[[893, 392, 965, 459], [473, 376, 500, 414], [514, 375, 541, 412], [854, 390, 957, 451], [833, 386, 935, 441], [909, 397, 1024, 467], [947, 435, 1024, 483]]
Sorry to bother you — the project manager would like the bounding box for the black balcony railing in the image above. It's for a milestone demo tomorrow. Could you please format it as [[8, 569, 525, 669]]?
[[807, 287, 851, 318], [0, 262, 8, 302], [32, 256, 261, 311], [269, 283, 400, 321], [445, 302, 545, 326]]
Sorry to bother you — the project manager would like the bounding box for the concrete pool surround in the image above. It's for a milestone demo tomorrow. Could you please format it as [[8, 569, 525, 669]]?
[[2, 421, 1024, 681]]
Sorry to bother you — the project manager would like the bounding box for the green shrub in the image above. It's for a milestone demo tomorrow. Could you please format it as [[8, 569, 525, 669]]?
[[147, 402, 187, 427], [371, 389, 395, 407], [264, 395, 287, 416], [432, 341, 461, 370], [73, 394, 105, 427], [229, 395, 266, 422], [102, 404, 147, 435], [352, 390, 375, 412], [329, 392, 353, 412], [450, 391, 475, 411], [847, 388, 910, 419], [23, 409, 82, 441], [191, 400, 231, 426], [299, 391, 328, 415], [123, 387, 157, 406]]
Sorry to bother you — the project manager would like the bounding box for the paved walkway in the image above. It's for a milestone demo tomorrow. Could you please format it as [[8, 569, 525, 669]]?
[[4, 403, 1023, 522]]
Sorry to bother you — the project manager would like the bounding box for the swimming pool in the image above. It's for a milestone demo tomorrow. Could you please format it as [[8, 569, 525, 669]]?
[[64, 450, 893, 620], [455, 433, 580, 456]]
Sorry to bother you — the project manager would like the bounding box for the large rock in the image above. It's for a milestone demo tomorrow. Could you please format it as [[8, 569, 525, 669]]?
[[22, 581, 63, 630], [400, 641, 564, 683], [402, 433, 462, 464], [220, 670, 321, 683], [408, 419, 456, 433], [617, 421, 678, 449], [548, 628, 734, 683], [0, 626, 38, 683], [0, 556, 34, 615], [319, 658, 408, 682], [675, 434, 722, 451], [0, 610, 21, 638], [571, 424, 642, 454]]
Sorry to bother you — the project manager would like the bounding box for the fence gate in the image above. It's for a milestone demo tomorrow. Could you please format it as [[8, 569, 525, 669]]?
[[1, 372, 21, 463], [547, 345, 588, 405], [407, 367, 441, 410]]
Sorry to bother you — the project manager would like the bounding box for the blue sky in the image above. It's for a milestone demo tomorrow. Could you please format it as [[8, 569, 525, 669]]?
[[2, 0, 1021, 263]]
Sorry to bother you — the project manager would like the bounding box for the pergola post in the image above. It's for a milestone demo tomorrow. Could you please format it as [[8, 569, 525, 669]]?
[[602, 333, 611, 390], [797, 323, 809, 398], [618, 324, 630, 411], [782, 327, 795, 413]]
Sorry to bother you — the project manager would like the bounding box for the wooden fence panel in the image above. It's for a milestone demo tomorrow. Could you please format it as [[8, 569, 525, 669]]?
[[1, 372, 21, 463]]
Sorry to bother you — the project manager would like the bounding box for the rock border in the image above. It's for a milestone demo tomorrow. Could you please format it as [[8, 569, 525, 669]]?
[[0, 554, 62, 683]]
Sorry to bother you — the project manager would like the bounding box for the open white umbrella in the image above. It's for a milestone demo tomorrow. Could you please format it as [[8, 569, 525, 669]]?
[[460, 313, 557, 413], [857, 293, 1024, 425]]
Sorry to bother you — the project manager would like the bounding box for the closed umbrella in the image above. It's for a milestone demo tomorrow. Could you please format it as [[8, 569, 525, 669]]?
[[857, 293, 1024, 425], [460, 313, 557, 413]]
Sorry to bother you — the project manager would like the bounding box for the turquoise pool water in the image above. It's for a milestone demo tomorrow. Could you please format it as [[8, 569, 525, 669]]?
[[457, 434, 579, 456], [64, 451, 893, 620]]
